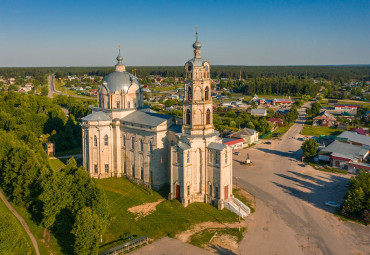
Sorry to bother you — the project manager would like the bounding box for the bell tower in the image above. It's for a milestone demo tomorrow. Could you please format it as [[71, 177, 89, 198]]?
[[183, 27, 214, 136]]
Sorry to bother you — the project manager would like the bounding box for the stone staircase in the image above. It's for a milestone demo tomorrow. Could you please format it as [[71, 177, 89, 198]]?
[[225, 197, 251, 218]]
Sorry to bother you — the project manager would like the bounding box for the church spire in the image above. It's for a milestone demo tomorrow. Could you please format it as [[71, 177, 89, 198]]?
[[192, 26, 202, 58], [115, 45, 126, 72]]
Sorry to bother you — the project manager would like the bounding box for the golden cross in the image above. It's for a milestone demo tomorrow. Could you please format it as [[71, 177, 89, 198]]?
[[118, 45, 121, 52], [196, 26, 198, 33]]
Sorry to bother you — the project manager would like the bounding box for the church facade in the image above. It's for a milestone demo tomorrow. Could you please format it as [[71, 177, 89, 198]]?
[[81, 32, 233, 209]]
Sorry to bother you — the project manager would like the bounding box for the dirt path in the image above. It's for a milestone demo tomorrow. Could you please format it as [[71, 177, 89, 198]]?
[[0, 190, 40, 255], [128, 199, 165, 220]]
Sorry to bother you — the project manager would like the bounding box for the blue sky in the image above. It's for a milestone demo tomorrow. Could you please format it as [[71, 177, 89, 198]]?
[[0, 0, 369, 66]]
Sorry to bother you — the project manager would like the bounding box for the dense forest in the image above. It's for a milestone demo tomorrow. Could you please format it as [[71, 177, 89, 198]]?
[[0, 92, 106, 254], [1, 65, 370, 81]]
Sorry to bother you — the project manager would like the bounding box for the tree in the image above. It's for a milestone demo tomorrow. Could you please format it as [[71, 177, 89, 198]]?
[[41, 86, 49, 96], [71, 208, 102, 255], [164, 99, 175, 108], [301, 139, 318, 157], [311, 102, 321, 116]]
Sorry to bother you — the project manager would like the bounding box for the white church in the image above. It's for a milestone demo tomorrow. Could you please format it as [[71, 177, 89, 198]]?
[[81, 31, 233, 209]]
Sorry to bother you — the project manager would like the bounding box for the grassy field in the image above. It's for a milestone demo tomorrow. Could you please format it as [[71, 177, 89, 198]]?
[[48, 158, 66, 171], [9, 202, 63, 255], [97, 178, 239, 252], [0, 198, 35, 255], [301, 125, 342, 136], [262, 123, 294, 139], [319, 99, 369, 106], [233, 188, 255, 213]]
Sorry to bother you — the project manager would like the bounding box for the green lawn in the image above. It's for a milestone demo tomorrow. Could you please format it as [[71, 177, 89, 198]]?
[[319, 99, 369, 106], [9, 202, 63, 255], [97, 178, 238, 252], [0, 198, 35, 255], [48, 158, 66, 171], [262, 123, 294, 139], [233, 188, 255, 213], [301, 125, 342, 136]]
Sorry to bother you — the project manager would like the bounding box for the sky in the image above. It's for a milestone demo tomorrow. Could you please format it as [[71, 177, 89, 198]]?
[[0, 0, 369, 67]]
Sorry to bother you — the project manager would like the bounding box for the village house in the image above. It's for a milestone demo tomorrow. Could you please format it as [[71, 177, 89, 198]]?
[[251, 108, 267, 116], [336, 131, 370, 147], [222, 138, 244, 150], [334, 104, 359, 114], [267, 117, 284, 130], [318, 141, 369, 171], [229, 128, 259, 145], [312, 111, 337, 127]]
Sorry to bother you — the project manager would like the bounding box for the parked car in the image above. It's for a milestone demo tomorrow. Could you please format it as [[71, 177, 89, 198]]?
[[265, 141, 271, 144], [233, 152, 240, 155], [325, 201, 340, 208]]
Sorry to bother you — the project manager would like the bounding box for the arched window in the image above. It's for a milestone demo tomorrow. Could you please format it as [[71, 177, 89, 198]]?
[[140, 139, 144, 152], [187, 151, 190, 163], [188, 86, 192, 100], [225, 151, 228, 164], [149, 141, 153, 153], [94, 136, 97, 147], [104, 135, 108, 146], [116, 101, 120, 108], [205, 86, 209, 100], [186, 109, 191, 125], [131, 137, 135, 149], [122, 135, 126, 147], [128, 102, 130, 108], [206, 109, 211, 125]]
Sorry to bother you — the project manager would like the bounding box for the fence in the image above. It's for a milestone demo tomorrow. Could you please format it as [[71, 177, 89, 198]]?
[[99, 236, 148, 255]]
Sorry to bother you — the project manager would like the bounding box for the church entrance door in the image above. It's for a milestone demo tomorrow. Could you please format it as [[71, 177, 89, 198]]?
[[176, 184, 180, 200], [224, 185, 228, 200]]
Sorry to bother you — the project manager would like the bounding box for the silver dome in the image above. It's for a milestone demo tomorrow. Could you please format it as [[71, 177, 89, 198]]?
[[102, 71, 139, 93]]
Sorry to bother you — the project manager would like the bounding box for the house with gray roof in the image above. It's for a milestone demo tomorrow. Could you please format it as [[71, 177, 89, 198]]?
[[336, 131, 370, 147], [251, 108, 267, 116], [318, 141, 369, 172], [230, 128, 259, 145]]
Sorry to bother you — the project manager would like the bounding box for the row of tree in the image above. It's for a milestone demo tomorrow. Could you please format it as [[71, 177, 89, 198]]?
[[2, 65, 370, 82]]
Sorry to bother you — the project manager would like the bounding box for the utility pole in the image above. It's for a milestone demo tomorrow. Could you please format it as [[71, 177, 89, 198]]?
[[238, 207, 241, 232]]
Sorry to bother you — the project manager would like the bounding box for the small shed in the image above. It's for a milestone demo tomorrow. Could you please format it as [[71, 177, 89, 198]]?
[[44, 142, 55, 156]]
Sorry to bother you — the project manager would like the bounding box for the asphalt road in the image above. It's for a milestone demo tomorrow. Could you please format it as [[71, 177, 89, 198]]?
[[235, 104, 369, 255], [48, 74, 95, 100]]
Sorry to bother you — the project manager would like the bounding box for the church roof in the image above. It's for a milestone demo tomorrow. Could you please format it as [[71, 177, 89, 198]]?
[[122, 110, 172, 127], [102, 71, 138, 93], [187, 57, 206, 67], [208, 142, 227, 151], [82, 111, 111, 121], [178, 142, 191, 150]]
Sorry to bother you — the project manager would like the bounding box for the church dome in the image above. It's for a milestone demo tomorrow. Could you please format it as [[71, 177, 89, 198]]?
[[102, 71, 138, 93]]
